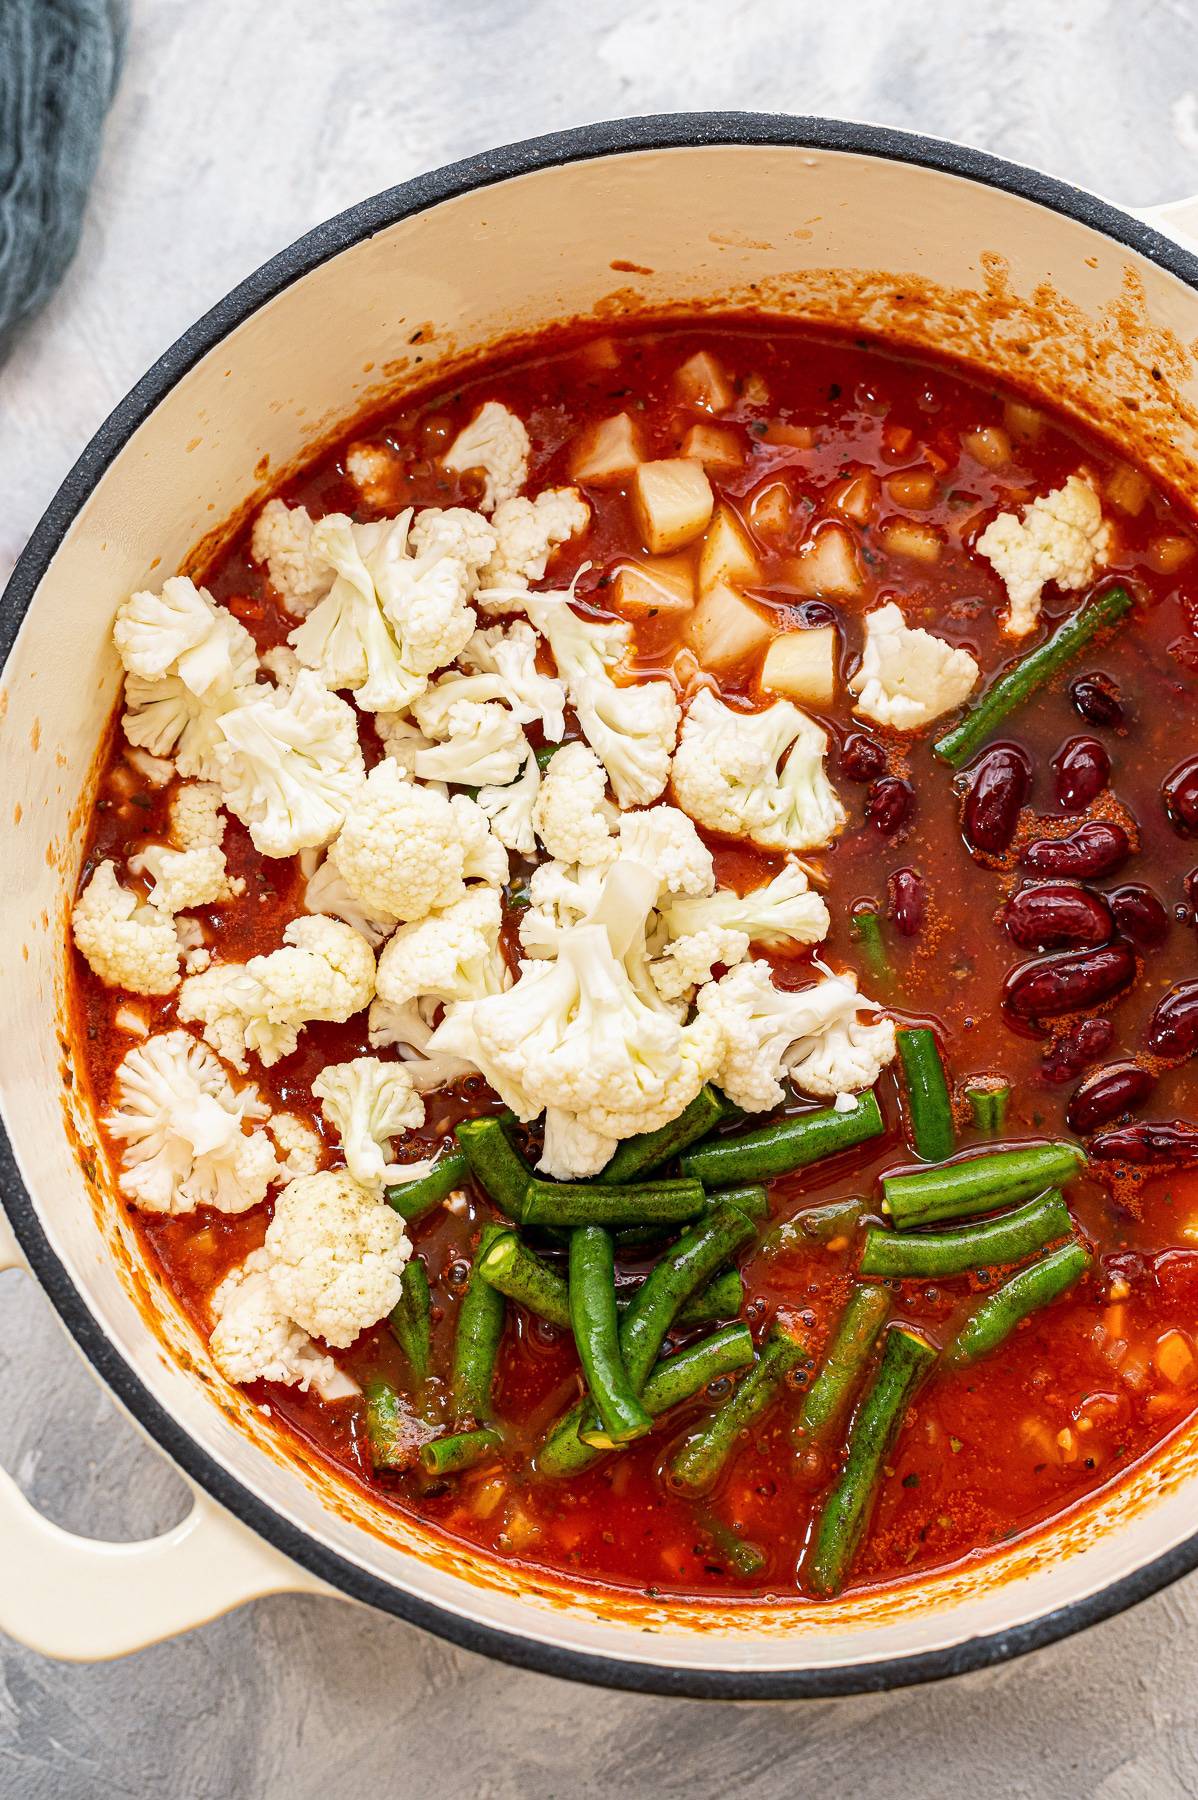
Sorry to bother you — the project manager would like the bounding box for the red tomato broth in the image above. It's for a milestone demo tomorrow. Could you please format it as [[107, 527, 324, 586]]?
[[68, 319, 1198, 1603]]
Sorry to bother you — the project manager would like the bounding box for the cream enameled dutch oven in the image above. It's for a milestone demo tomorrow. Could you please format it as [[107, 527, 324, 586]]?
[[3, 114, 1198, 1694]]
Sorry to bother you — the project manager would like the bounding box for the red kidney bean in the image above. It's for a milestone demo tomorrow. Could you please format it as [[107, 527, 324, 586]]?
[[1004, 883, 1113, 950], [1020, 820, 1131, 878], [887, 868, 925, 937], [1002, 942, 1136, 1020], [1146, 979, 1198, 1060], [1069, 674, 1125, 729], [962, 745, 1031, 854], [1041, 1016, 1114, 1083], [1107, 883, 1170, 946], [1066, 1063, 1155, 1134], [1052, 736, 1111, 813], [1090, 1121, 1198, 1166], [840, 733, 886, 782], [865, 776, 913, 836], [1163, 756, 1198, 836]]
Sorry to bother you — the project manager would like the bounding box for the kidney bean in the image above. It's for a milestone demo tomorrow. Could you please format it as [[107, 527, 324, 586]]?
[[1090, 1121, 1198, 1166], [1108, 883, 1170, 946], [1065, 1063, 1155, 1134], [841, 732, 886, 782], [887, 868, 925, 937], [1186, 869, 1198, 910], [1070, 674, 1125, 729], [1146, 979, 1198, 1060], [1052, 736, 1110, 813], [1004, 883, 1113, 950], [1002, 942, 1136, 1021], [962, 745, 1031, 854], [1020, 820, 1131, 878], [1041, 1017, 1114, 1084], [865, 776, 913, 836], [1163, 756, 1198, 836]]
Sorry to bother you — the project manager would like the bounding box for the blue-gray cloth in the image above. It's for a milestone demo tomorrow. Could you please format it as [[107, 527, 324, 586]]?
[[0, 0, 126, 361]]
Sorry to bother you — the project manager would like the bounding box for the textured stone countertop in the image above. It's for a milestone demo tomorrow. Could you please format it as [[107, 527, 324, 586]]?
[[4, 3, 1198, 1795]]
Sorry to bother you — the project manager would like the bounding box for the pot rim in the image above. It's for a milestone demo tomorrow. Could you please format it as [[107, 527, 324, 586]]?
[[4, 110, 1198, 1699]]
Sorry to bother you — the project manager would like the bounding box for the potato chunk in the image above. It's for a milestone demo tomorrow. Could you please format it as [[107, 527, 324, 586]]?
[[682, 423, 744, 468], [686, 582, 772, 669], [881, 519, 943, 563], [698, 504, 760, 596], [748, 480, 793, 538], [572, 413, 643, 485], [760, 626, 838, 706], [789, 523, 865, 598], [611, 556, 695, 618], [632, 459, 714, 554], [674, 351, 734, 413]]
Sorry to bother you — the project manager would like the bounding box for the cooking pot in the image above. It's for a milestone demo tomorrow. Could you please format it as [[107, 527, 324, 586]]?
[[3, 114, 1198, 1695]]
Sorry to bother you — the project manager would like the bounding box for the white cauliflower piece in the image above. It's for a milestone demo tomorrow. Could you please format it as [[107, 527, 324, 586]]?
[[117, 580, 259, 782], [539, 1107, 618, 1181], [408, 504, 498, 581], [174, 915, 211, 975], [128, 843, 241, 914], [671, 689, 845, 853], [367, 994, 477, 1092], [482, 487, 589, 587], [251, 499, 334, 618], [532, 741, 617, 866], [849, 602, 980, 730], [213, 670, 365, 858], [442, 401, 530, 511], [476, 748, 541, 855], [517, 856, 612, 959], [265, 1169, 411, 1348], [209, 1249, 358, 1400], [459, 622, 567, 739], [697, 960, 896, 1112], [169, 782, 225, 851], [72, 861, 181, 995], [311, 1057, 426, 1190], [346, 442, 402, 511], [304, 851, 397, 947], [661, 860, 831, 951], [329, 759, 505, 923], [650, 924, 750, 1001], [260, 643, 303, 690], [269, 1112, 324, 1178], [411, 699, 529, 788], [374, 711, 436, 773], [617, 804, 715, 897], [976, 473, 1112, 637], [375, 885, 509, 1009], [124, 748, 175, 789], [105, 1030, 278, 1214]]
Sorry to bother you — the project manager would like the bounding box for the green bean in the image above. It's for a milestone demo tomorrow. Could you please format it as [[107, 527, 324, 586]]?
[[454, 1117, 533, 1220], [364, 1378, 414, 1472], [882, 1141, 1085, 1229], [387, 1256, 431, 1381], [418, 1428, 504, 1476], [612, 1183, 767, 1250], [521, 1175, 706, 1229], [569, 1227, 651, 1444], [764, 1196, 868, 1255], [668, 1320, 813, 1496], [681, 1091, 885, 1186], [794, 1286, 891, 1445], [851, 907, 890, 982], [678, 1268, 744, 1326], [861, 1190, 1072, 1280], [701, 1514, 767, 1577], [476, 1229, 744, 1334], [806, 1325, 937, 1597], [601, 1087, 736, 1182], [384, 1149, 468, 1224], [896, 1027, 955, 1163], [966, 1082, 1011, 1136], [932, 584, 1135, 769], [451, 1224, 507, 1424], [537, 1324, 754, 1478], [944, 1239, 1091, 1368]]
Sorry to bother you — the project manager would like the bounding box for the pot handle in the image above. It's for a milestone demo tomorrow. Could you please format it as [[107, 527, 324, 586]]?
[[0, 1213, 334, 1660], [1135, 194, 1198, 254]]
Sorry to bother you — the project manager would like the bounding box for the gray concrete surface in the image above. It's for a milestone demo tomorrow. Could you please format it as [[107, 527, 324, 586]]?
[[3, 1, 1198, 1794]]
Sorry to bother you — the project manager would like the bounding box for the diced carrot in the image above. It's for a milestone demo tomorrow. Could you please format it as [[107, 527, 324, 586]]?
[[1154, 1328, 1198, 1387], [881, 421, 914, 457]]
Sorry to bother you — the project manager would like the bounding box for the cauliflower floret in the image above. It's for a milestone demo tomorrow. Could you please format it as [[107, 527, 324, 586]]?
[[174, 914, 212, 975], [72, 861, 181, 995], [260, 643, 303, 690], [169, 782, 225, 851], [532, 741, 618, 866], [976, 473, 1112, 638], [251, 499, 335, 618], [209, 1248, 358, 1400], [213, 670, 365, 858], [408, 504, 498, 580], [117, 580, 259, 781], [311, 1057, 426, 1190], [476, 748, 541, 855], [367, 994, 477, 1092], [375, 885, 509, 1009], [441, 401, 530, 511], [671, 689, 845, 853], [304, 851, 397, 947], [128, 843, 242, 914], [330, 759, 506, 924], [518, 856, 612, 958], [696, 960, 896, 1112], [458, 622, 567, 739], [346, 442, 402, 511], [650, 924, 750, 1001], [848, 602, 980, 730], [105, 1030, 278, 1214], [124, 747, 176, 789], [539, 1107, 618, 1181], [411, 699, 529, 789], [660, 859, 831, 952], [269, 1112, 324, 1178], [482, 487, 590, 588], [618, 804, 715, 898], [264, 1169, 411, 1348], [374, 711, 436, 773]]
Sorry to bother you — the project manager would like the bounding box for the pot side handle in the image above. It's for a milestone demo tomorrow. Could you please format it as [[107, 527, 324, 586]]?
[[1135, 194, 1198, 254]]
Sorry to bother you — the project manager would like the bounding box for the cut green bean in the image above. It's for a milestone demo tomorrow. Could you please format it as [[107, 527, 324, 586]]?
[[451, 1224, 507, 1424], [537, 1323, 755, 1478], [861, 1189, 1072, 1279], [418, 1428, 504, 1476], [521, 1176, 706, 1229], [764, 1196, 868, 1255], [384, 1149, 468, 1225], [364, 1378, 414, 1472], [569, 1227, 651, 1444], [388, 1256, 431, 1381], [794, 1285, 891, 1445], [897, 1027, 955, 1163], [944, 1239, 1091, 1368], [678, 1267, 744, 1326], [601, 1087, 735, 1182], [851, 908, 890, 982], [681, 1091, 885, 1186], [882, 1141, 1085, 1229], [702, 1513, 767, 1577], [612, 1183, 767, 1249], [478, 1231, 571, 1328], [966, 1082, 1011, 1136], [454, 1117, 533, 1220], [668, 1320, 813, 1496], [807, 1325, 937, 1597], [933, 584, 1135, 769]]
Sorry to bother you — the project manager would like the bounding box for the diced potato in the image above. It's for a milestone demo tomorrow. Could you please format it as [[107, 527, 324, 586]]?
[[881, 421, 914, 457], [763, 421, 815, 450], [1003, 398, 1044, 442], [830, 471, 879, 524], [961, 426, 1012, 470], [686, 582, 773, 669], [571, 413, 643, 485], [698, 504, 760, 595], [579, 335, 621, 372], [632, 458, 714, 554], [610, 555, 695, 618], [760, 626, 838, 706], [682, 423, 744, 467], [789, 522, 866, 598], [741, 372, 770, 406], [674, 350, 734, 413], [1154, 1328, 1198, 1387], [748, 479, 793, 538], [886, 466, 937, 508], [1148, 533, 1195, 574], [881, 518, 944, 563], [1105, 464, 1151, 516]]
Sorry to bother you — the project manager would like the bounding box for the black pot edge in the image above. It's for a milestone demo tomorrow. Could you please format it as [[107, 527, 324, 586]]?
[[4, 111, 1198, 1700]]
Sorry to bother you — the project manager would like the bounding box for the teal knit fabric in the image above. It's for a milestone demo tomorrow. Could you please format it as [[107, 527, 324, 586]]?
[[0, 0, 126, 360]]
